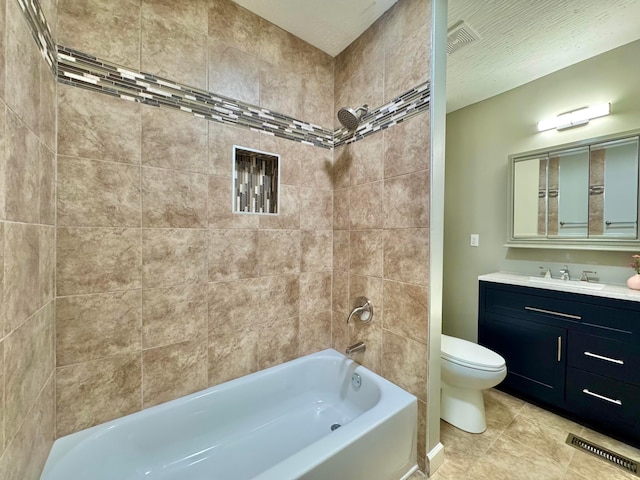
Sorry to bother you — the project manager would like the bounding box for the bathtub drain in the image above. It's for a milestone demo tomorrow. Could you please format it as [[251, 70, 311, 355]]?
[[331, 423, 341, 432]]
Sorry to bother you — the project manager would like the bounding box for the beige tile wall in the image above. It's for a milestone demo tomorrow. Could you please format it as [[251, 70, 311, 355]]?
[[333, 0, 432, 469], [0, 0, 432, 476], [52, 0, 432, 473], [0, 0, 57, 477], [54, 92, 335, 432], [54, 0, 335, 437]]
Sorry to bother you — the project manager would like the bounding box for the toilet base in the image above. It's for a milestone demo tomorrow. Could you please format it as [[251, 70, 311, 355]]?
[[440, 383, 487, 434]]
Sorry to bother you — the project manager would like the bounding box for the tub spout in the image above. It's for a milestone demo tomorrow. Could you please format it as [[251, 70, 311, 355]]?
[[346, 342, 366, 356]]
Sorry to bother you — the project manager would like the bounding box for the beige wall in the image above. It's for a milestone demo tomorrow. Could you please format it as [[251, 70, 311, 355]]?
[[333, 0, 432, 468], [0, 0, 57, 477], [54, 0, 335, 437], [444, 40, 640, 341]]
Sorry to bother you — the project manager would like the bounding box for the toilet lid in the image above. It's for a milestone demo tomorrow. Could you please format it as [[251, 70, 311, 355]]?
[[441, 334, 506, 372]]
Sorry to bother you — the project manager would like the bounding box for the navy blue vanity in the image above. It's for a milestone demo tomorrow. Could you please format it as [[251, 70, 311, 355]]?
[[478, 273, 640, 448]]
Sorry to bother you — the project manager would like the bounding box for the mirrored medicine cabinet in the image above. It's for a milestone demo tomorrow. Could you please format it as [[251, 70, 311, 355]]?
[[507, 131, 640, 250]]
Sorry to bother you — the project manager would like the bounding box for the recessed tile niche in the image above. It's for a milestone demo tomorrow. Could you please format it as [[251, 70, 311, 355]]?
[[233, 146, 280, 215]]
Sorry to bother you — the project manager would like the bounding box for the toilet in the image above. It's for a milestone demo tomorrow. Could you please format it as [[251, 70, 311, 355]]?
[[440, 334, 507, 433]]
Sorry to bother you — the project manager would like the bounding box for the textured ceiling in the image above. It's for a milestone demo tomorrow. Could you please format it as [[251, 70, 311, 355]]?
[[231, 0, 398, 57], [447, 0, 640, 112], [232, 0, 640, 113]]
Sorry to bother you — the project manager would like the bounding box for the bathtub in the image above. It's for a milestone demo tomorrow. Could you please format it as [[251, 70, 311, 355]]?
[[41, 349, 418, 480]]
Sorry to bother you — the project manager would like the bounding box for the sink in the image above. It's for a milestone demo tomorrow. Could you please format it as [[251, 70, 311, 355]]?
[[528, 276, 606, 291]]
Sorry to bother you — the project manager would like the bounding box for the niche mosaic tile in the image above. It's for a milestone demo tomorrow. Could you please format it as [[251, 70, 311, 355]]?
[[233, 147, 280, 214], [15, 0, 57, 75]]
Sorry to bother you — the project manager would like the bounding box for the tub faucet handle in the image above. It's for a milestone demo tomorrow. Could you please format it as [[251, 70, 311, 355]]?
[[347, 297, 373, 324], [559, 265, 570, 281]]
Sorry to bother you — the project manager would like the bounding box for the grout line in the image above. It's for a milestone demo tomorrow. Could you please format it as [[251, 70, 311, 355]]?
[[138, 0, 142, 72], [55, 350, 140, 371], [1, 328, 5, 451], [56, 150, 143, 168], [3, 364, 55, 451], [563, 445, 579, 475], [137, 66, 144, 411], [205, 106, 211, 388]]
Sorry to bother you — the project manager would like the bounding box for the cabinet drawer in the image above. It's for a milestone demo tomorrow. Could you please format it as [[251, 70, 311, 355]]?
[[566, 367, 640, 440], [484, 286, 584, 323], [568, 331, 640, 385], [482, 283, 638, 336]]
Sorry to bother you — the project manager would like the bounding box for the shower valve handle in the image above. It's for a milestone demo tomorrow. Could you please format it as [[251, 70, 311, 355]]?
[[347, 297, 373, 324]]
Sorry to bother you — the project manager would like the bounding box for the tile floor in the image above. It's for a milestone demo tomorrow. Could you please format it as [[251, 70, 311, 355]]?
[[410, 388, 640, 479]]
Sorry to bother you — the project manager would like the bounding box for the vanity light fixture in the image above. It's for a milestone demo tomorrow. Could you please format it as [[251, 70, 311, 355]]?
[[537, 103, 611, 132]]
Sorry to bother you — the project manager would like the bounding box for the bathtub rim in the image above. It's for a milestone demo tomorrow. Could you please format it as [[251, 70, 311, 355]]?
[[42, 348, 418, 480]]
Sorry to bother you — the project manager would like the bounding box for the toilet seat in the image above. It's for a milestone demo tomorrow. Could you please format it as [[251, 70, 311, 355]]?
[[441, 334, 505, 372]]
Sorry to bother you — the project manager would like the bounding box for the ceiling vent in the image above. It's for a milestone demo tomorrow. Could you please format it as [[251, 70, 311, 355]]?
[[447, 20, 480, 55]]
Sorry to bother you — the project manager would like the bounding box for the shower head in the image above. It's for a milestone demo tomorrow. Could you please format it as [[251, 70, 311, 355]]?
[[337, 104, 369, 130]]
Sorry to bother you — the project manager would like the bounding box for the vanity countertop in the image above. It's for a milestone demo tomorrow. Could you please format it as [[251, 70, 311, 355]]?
[[479, 272, 640, 303]]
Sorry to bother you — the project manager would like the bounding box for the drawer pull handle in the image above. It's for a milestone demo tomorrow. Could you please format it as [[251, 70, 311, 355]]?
[[557, 336, 562, 362], [524, 306, 581, 320], [582, 389, 622, 405], [584, 351, 624, 365]]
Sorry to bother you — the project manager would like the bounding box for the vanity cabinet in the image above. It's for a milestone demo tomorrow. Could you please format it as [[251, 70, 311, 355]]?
[[478, 281, 640, 446]]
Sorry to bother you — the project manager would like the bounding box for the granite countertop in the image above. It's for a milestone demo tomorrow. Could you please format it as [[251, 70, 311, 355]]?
[[479, 272, 640, 303]]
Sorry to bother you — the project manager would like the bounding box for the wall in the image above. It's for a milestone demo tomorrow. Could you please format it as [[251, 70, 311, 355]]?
[[333, 0, 432, 468], [0, 0, 57, 477], [0, 0, 434, 475], [54, 0, 335, 437], [444, 40, 640, 341]]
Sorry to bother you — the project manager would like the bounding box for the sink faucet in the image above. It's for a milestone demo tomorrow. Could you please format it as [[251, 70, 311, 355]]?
[[559, 265, 570, 281], [346, 342, 366, 357], [580, 270, 598, 282]]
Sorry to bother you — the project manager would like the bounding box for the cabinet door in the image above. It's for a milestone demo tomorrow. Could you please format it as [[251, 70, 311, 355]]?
[[480, 317, 567, 406]]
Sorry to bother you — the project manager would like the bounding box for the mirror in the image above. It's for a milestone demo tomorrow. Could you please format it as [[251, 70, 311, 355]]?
[[508, 132, 640, 249], [589, 137, 639, 238], [550, 146, 590, 238], [513, 154, 547, 238]]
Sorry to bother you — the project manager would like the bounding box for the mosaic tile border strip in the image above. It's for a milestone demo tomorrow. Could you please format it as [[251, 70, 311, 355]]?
[[57, 46, 336, 149], [15, 0, 57, 76], [333, 82, 431, 148], [58, 44, 432, 150], [17, 0, 431, 150]]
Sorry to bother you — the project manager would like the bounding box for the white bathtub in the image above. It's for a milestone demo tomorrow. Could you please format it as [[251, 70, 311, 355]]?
[[41, 349, 418, 480]]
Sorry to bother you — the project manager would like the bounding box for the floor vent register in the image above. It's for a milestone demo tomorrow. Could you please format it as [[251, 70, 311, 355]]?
[[566, 433, 639, 477]]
